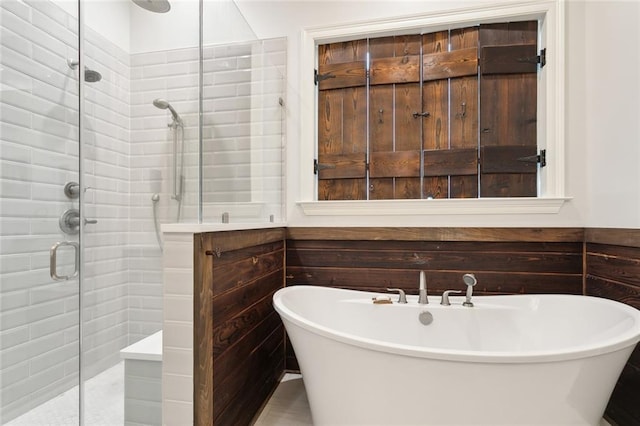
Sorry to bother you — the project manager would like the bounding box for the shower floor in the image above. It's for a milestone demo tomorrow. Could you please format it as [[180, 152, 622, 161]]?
[[6, 362, 124, 426]]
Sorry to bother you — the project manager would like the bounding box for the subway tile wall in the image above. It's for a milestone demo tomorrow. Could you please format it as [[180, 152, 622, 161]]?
[[1, 0, 83, 421], [0, 0, 135, 419], [161, 232, 194, 426], [130, 38, 286, 224], [82, 25, 132, 380], [1, 0, 286, 421]]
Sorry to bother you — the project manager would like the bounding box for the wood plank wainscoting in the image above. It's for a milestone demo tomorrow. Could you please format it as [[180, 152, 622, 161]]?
[[192, 227, 639, 425], [194, 228, 286, 426], [585, 228, 640, 425]]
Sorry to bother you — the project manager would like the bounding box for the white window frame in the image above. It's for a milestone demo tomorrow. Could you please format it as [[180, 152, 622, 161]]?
[[297, 0, 568, 216]]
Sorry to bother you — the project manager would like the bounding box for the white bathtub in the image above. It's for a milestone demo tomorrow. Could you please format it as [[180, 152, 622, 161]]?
[[273, 286, 640, 426]]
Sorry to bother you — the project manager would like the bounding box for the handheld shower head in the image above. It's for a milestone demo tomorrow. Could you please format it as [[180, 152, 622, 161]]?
[[462, 273, 477, 287], [462, 273, 477, 307], [153, 98, 182, 125]]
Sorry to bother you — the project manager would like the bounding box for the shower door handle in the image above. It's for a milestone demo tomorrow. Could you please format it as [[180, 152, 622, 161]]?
[[50, 241, 79, 281]]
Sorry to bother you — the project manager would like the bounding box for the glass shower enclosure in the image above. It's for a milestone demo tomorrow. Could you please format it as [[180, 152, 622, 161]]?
[[0, 0, 285, 423]]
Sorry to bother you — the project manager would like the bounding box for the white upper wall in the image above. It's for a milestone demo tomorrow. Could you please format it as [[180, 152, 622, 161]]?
[[129, 0, 256, 54], [54, 0, 256, 54], [582, 1, 640, 228], [234, 0, 601, 227], [54, 0, 132, 51]]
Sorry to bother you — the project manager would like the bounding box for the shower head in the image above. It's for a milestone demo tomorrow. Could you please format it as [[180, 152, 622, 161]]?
[[67, 59, 102, 83], [84, 69, 102, 83], [132, 0, 170, 13], [153, 98, 182, 125]]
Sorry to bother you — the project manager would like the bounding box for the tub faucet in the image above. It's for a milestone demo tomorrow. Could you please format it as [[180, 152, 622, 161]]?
[[462, 273, 477, 307], [418, 271, 428, 304], [440, 289, 462, 306], [386, 288, 407, 304]]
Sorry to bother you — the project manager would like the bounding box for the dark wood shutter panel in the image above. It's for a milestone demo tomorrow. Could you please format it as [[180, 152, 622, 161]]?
[[318, 180, 367, 200], [369, 151, 420, 178], [422, 30, 450, 199], [370, 55, 420, 85], [479, 21, 538, 197], [369, 35, 422, 199], [422, 47, 478, 81], [317, 41, 367, 200], [317, 153, 366, 179], [422, 27, 480, 199], [481, 44, 539, 74], [317, 61, 366, 90], [423, 148, 478, 177], [481, 146, 537, 174]]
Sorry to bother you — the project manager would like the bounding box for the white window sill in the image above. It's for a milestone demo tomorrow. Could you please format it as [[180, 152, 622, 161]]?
[[297, 198, 571, 216]]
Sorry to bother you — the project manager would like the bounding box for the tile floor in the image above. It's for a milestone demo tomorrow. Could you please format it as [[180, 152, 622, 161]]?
[[254, 373, 614, 426], [6, 367, 614, 426], [254, 373, 313, 426], [6, 362, 124, 426]]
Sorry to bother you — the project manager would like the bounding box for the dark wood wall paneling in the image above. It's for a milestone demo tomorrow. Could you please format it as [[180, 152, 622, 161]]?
[[194, 228, 286, 426], [192, 226, 640, 425], [286, 227, 584, 295], [585, 229, 640, 426]]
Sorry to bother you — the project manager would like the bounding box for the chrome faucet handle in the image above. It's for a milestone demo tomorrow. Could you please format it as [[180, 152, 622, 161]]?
[[440, 290, 462, 306], [386, 288, 407, 304], [418, 270, 428, 304]]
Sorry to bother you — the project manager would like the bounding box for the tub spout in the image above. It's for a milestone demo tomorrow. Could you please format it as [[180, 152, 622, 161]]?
[[462, 273, 477, 307], [387, 288, 407, 304], [418, 270, 428, 304]]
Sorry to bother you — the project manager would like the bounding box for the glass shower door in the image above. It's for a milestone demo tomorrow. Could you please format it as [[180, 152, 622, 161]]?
[[0, 0, 83, 423]]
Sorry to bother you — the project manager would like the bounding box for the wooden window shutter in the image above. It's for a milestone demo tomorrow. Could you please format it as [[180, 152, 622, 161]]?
[[317, 41, 367, 200], [422, 26, 479, 199], [368, 35, 422, 199], [479, 21, 539, 197], [316, 20, 540, 201]]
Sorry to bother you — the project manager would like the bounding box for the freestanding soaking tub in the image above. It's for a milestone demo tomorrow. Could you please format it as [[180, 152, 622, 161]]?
[[273, 286, 640, 425]]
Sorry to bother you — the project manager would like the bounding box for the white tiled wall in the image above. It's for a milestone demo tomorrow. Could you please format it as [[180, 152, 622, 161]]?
[[1, 0, 285, 421], [1, 0, 83, 420], [0, 0, 138, 420], [202, 37, 286, 222], [132, 38, 286, 225], [82, 26, 133, 380], [161, 232, 194, 425]]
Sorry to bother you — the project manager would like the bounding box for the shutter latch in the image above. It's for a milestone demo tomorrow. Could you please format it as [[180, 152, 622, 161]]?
[[517, 149, 546, 167]]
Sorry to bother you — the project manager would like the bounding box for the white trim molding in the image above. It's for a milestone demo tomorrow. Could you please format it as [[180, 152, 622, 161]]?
[[298, 0, 565, 215], [298, 198, 570, 216]]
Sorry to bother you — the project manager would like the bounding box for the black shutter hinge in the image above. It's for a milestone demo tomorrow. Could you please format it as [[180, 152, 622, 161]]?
[[314, 159, 336, 174], [517, 48, 546, 68], [517, 149, 546, 167], [538, 48, 546, 68], [314, 69, 335, 85]]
